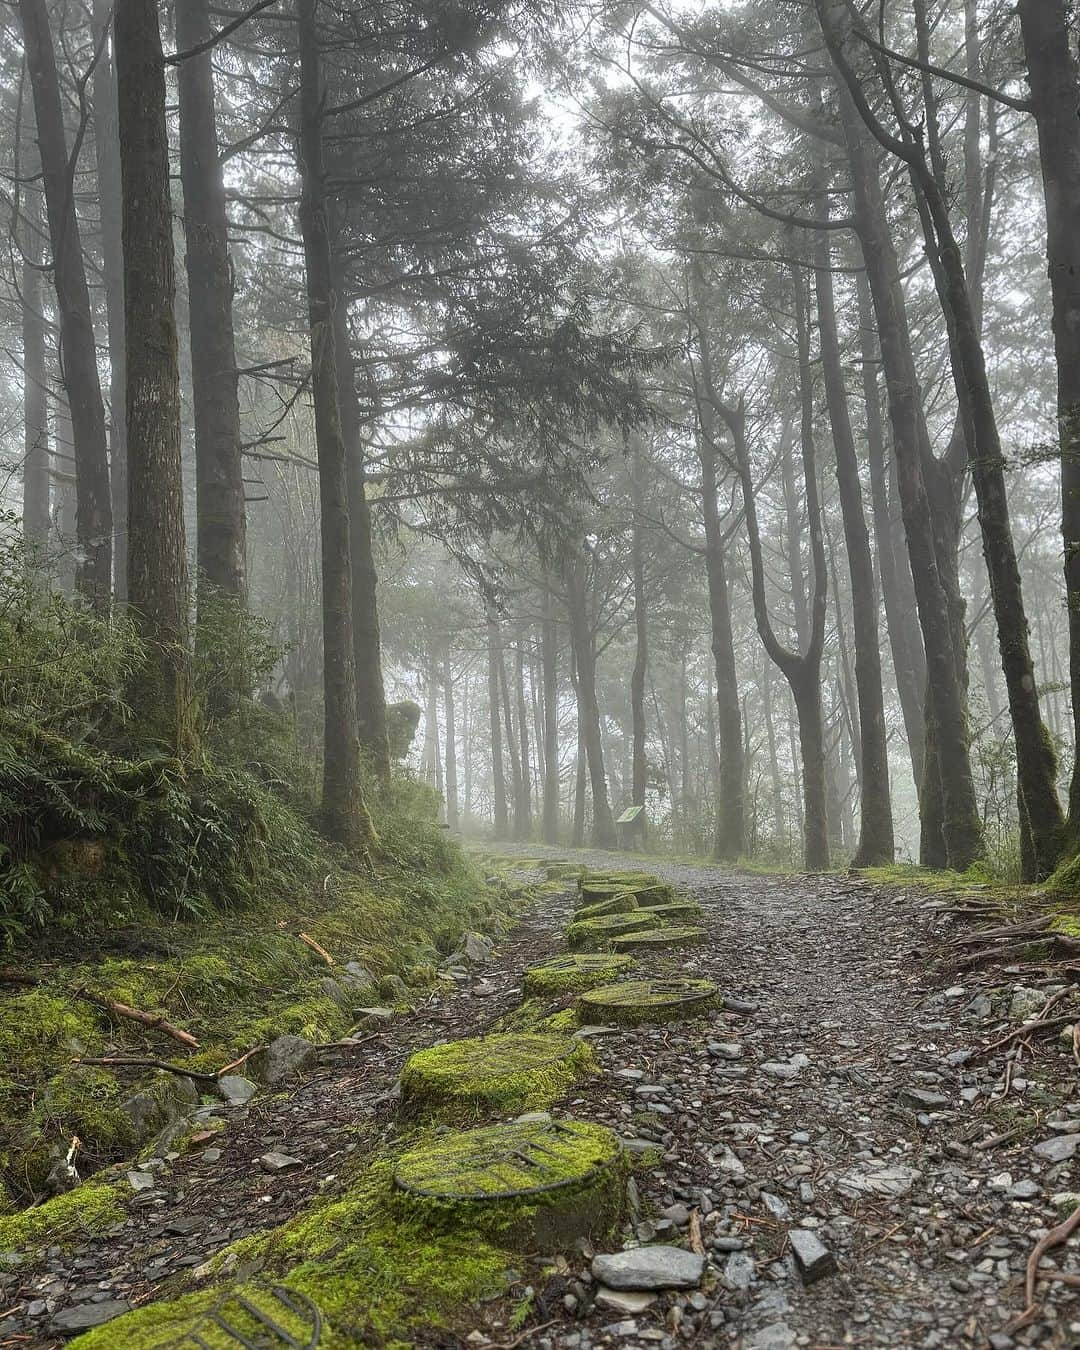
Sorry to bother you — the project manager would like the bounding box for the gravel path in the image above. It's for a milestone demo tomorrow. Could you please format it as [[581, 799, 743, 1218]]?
[[3, 850, 1077, 1349]]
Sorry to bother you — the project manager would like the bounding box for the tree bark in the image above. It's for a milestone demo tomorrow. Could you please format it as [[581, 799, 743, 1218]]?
[[115, 0, 193, 751], [813, 193, 893, 865], [629, 439, 649, 847], [514, 633, 533, 837], [444, 647, 458, 830], [486, 606, 508, 837], [564, 546, 618, 849], [1016, 0, 1080, 837], [91, 0, 126, 601], [332, 269, 390, 782], [19, 173, 50, 549], [296, 0, 372, 849], [175, 0, 246, 603], [541, 580, 561, 844], [20, 0, 111, 606]]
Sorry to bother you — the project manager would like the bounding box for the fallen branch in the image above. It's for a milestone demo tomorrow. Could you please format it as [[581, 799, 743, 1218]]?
[[313, 1033, 382, 1051], [73, 987, 200, 1048], [952, 918, 1050, 947], [297, 932, 335, 966], [1007, 1204, 1080, 1332], [972, 1013, 1077, 1059], [75, 1055, 221, 1084], [216, 1044, 268, 1076], [689, 1209, 705, 1256]]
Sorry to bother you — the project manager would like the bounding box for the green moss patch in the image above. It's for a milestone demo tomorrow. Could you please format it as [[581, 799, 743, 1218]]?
[[639, 901, 704, 923], [610, 926, 706, 953], [522, 953, 635, 997], [578, 880, 675, 909], [577, 977, 720, 1026], [394, 1117, 625, 1246], [399, 1033, 595, 1123], [0, 1180, 123, 1252], [575, 893, 639, 921], [566, 912, 655, 951]]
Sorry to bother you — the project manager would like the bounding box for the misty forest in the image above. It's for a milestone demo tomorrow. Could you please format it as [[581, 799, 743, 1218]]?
[[1, 0, 1079, 1346]]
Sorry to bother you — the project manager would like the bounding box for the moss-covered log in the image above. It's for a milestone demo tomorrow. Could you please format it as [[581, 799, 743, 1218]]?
[[575, 893, 639, 921], [398, 1033, 595, 1123], [522, 952, 636, 997], [576, 977, 720, 1026]]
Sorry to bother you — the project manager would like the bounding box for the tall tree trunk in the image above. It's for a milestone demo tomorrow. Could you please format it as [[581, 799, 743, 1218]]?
[[541, 581, 561, 844], [514, 634, 533, 837], [19, 174, 50, 549], [91, 0, 126, 600], [814, 194, 893, 864], [332, 267, 390, 782], [629, 440, 649, 845], [499, 640, 524, 838], [176, 0, 246, 603], [564, 548, 618, 849], [762, 658, 786, 846], [855, 270, 926, 792], [20, 0, 112, 606], [486, 606, 508, 837], [1017, 0, 1080, 837], [116, 0, 193, 751], [822, 48, 982, 870], [296, 0, 373, 849], [444, 647, 458, 830]]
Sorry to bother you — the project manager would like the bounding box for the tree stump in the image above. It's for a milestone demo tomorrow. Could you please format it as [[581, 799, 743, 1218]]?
[[566, 912, 656, 951], [399, 1033, 594, 1123], [609, 926, 706, 953], [393, 1117, 626, 1247], [575, 893, 640, 921], [576, 977, 720, 1026], [522, 952, 636, 997]]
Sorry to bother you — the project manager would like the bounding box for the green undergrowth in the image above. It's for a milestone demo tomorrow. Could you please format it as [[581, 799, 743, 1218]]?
[[72, 1122, 626, 1350], [0, 1180, 125, 1252]]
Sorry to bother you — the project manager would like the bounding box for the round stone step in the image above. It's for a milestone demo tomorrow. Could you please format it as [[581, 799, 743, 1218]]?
[[523, 952, 636, 997], [609, 926, 707, 953], [578, 880, 675, 909], [399, 1033, 594, 1123], [575, 893, 640, 921], [639, 900, 704, 923], [576, 977, 720, 1026], [393, 1117, 625, 1246], [566, 911, 656, 951]]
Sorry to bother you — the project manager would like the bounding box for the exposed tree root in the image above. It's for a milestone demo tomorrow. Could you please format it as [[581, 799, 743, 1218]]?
[[1007, 1205, 1080, 1333]]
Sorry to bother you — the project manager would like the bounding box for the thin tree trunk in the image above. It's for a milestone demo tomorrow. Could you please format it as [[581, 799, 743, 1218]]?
[[762, 658, 786, 846], [176, 0, 246, 603], [564, 548, 618, 848], [630, 440, 649, 846], [296, 0, 373, 848], [116, 0, 193, 751], [19, 172, 50, 549], [499, 638, 524, 838], [443, 651, 457, 830], [90, 0, 126, 599], [541, 581, 561, 844], [486, 606, 508, 837], [814, 193, 893, 864], [20, 0, 112, 606]]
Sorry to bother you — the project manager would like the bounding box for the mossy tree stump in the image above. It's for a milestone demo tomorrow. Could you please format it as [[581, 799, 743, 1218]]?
[[399, 1033, 594, 1123], [575, 893, 639, 921], [639, 901, 704, 923], [522, 953, 636, 998], [578, 880, 675, 909], [609, 926, 707, 953], [576, 978, 720, 1026], [565, 912, 655, 951], [393, 1118, 625, 1247]]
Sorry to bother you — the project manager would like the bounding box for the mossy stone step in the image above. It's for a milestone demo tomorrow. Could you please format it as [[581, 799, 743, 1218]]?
[[576, 977, 720, 1026], [575, 893, 640, 922], [577, 881, 675, 909], [398, 1033, 594, 1123], [393, 1117, 625, 1247], [640, 901, 704, 923], [544, 861, 584, 880], [578, 870, 658, 891], [566, 912, 656, 951], [609, 926, 707, 953], [522, 952, 636, 997]]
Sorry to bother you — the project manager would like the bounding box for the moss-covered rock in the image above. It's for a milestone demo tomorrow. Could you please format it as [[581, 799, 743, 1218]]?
[[575, 893, 639, 921], [610, 926, 706, 953], [565, 912, 656, 951], [522, 953, 636, 998], [576, 978, 720, 1026], [398, 1033, 595, 1123], [393, 1117, 625, 1247], [638, 901, 704, 924], [543, 861, 583, 880], [577, 879, 675, 909]]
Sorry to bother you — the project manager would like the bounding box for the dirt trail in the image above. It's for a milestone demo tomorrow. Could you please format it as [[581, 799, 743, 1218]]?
[[3, 851, 1077, 1349]]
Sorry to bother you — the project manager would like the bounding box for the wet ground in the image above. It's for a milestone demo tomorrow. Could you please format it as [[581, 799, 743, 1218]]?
[[2, 849, 1077, 1348]]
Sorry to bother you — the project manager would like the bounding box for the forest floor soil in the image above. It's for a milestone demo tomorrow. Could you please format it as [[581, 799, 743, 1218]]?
[[2, 849, 1077, 1349]]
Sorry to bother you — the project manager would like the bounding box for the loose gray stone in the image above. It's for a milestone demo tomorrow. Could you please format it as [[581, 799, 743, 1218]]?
[[591, 1246, 705, 1291], [51, 1300, 131, 1332], [1032, 1134, 1079, 1164], [744, 1325, 797, 1350], [1007, 1179, 1041, 1200], [217, 1075, 257, 1106], [761, 1192, 792, 1222], [724, 1250, 755, 1289], [788, 1229, 836, 1283], [899, 1087, 950, 1110], [259, 1034, 316, 1087], [594, 1287, 657, 1314], [126, 1170, 155, 1193], [259, 1151, 303, 1173]]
